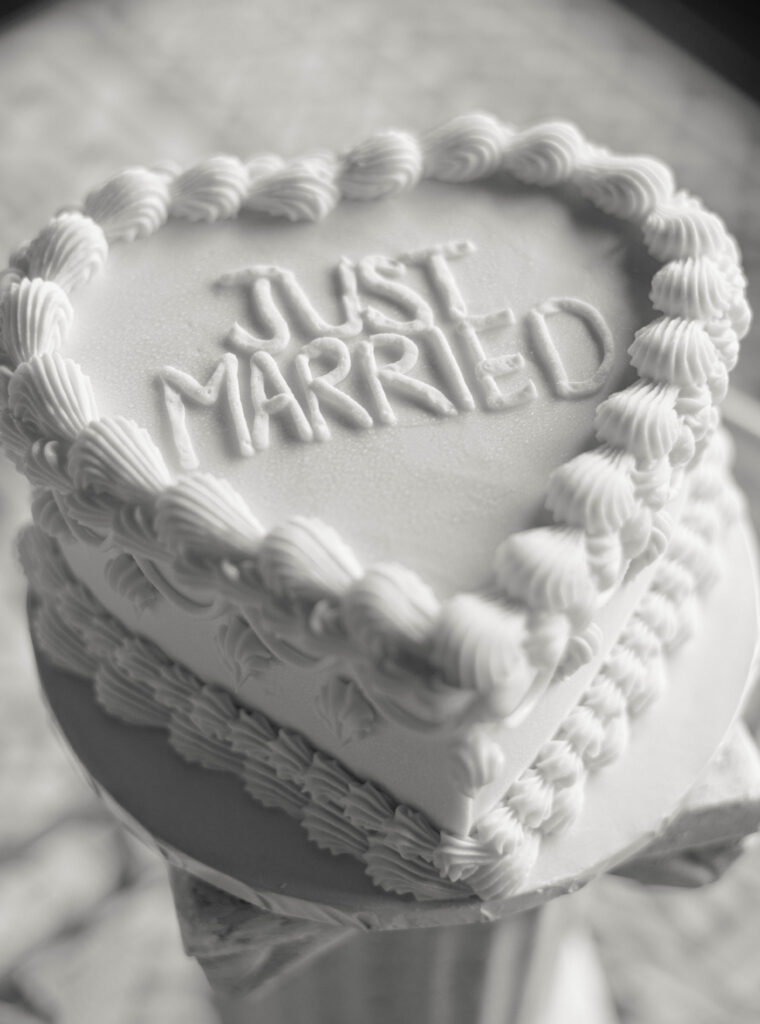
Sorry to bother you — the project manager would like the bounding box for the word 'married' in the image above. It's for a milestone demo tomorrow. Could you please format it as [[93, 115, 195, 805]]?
[[160, 240, 614, 470]]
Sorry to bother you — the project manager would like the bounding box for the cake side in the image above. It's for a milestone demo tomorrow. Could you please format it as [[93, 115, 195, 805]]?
[[19, 426, 745, 902], [52, 518, 662, 834]]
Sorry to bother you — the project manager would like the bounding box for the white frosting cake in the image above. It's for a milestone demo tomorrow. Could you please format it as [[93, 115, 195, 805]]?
[[0, 113, 752, 902]]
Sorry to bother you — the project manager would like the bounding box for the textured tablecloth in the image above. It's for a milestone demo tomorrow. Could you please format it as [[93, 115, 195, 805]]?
[[2, 2, 760, 1021]]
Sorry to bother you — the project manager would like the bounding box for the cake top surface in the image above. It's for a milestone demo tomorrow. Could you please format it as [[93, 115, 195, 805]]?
[[0, 113, 751, 732], [67, 174, 652, 595]]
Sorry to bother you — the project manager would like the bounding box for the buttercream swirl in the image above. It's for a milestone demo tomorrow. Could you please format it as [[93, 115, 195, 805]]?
[[503, 121, 585, 186], [244, 153, 285, 182], [629, 315, 720, 390], [578, 151, 675, 221], [83, 167, 171, 242], [430, 595, 535, 719], [504, 769, 557, 830], [25, 212, 108, 293], [531, 737, 585, 789], [422, 113, 506, 182], [342, 563, 439, 660], [557, 703, 608, 764], [8, 353, 98, 441], [594, 380, 679, 464], [581, 674, 628, 722], [546, 447, 637, 535], [154, 473, 264, 557], [471, 804, 534, 855], [496, 527, 597, 616], [650, 256, 732, 321], [1, 278, 73, 366], [351, 659, 474, 733], [340, 130, 423, 200], [643, 192, 730, 261], [440, 820, 539, 899], [68, 416, 172, 500], [257, 516, 361, 604], [244, 157, 340, 222], [168, 156, 249, 222]]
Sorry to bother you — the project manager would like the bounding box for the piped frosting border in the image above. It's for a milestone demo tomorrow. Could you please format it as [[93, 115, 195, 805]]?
[[0, 114, 751, 740]]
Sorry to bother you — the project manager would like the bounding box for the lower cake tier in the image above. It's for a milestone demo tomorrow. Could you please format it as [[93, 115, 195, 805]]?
[[25, 428, 744, 844], [23, 504, 760, 912]]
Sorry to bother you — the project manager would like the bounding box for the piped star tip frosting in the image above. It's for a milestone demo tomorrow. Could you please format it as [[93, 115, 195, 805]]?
[[0, 113, 753, 902]]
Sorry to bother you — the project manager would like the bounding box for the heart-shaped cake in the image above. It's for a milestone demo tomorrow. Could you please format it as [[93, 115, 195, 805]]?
[[1, 113, 753, 902]]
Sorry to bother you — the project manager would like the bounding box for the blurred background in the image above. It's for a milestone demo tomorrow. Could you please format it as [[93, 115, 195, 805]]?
[[2, 0, 760, 1020]]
